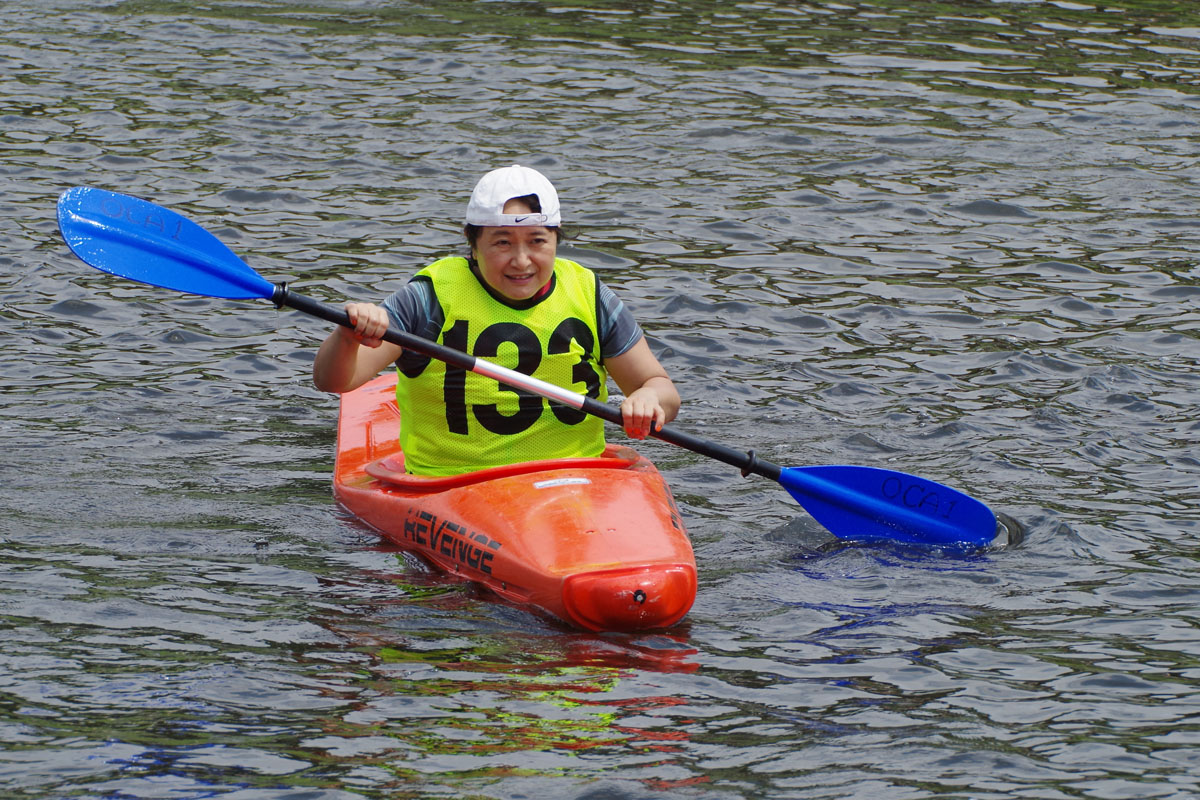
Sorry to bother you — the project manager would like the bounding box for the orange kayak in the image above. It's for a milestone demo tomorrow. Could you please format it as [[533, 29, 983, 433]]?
[[333, 374, 696, 631]]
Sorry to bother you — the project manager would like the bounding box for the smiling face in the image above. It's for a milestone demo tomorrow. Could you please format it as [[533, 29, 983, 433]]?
[[470, 197, 557, 301]]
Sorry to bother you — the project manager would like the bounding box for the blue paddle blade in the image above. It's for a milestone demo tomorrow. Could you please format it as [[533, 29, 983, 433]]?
[[779, 465, 998, 549], [56, 186, 276, 300]]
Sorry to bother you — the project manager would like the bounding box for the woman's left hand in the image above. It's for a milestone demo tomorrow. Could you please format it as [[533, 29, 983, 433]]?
[[607, 339, 679, 440], [620, 388, 667, 440]]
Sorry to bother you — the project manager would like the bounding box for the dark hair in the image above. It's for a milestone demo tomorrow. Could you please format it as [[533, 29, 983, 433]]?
[[463, 194, 561, 248]]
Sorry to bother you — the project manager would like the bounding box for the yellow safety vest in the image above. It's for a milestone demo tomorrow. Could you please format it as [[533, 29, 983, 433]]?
[[396, 256, 609, 476]]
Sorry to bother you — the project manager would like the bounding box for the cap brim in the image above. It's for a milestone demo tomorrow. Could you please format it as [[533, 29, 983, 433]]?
[[464, 211, 560, 227]]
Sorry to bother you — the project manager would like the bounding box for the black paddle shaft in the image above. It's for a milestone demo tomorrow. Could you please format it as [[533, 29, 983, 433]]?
[[274, 285, 783, 483]]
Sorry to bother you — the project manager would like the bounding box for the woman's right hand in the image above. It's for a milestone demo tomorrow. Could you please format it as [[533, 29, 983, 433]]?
[[314, 301, 402, 394], [341, 302, 389, 348]]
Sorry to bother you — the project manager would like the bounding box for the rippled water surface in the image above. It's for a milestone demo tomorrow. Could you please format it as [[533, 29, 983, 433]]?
[[3, 1, 1199, 798]]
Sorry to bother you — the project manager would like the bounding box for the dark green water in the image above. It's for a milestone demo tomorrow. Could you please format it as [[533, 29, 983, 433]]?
[[2, 1, 1199, 798]]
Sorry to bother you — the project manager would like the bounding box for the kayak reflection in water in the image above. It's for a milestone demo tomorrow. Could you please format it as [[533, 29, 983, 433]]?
[[312, 164, 680, 477]]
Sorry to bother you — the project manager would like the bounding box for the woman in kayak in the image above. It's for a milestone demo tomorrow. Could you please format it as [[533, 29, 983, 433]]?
[[312, 164, 680, 476]]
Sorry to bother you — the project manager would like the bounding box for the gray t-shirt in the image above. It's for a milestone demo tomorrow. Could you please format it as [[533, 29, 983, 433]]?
[[382, 265, 644, 374]]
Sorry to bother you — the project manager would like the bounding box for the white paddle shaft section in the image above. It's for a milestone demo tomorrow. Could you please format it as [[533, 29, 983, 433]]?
[[469, 357, 587, 410]]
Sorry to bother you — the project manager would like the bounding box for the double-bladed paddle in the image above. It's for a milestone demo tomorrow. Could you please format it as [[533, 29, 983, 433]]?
[[56, 186, 1000, 549]]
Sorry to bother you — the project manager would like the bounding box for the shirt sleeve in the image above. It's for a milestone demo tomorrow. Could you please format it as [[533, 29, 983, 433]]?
[[382, 276, 442, 339], [597, 280, 644, 360], [382, 276, 444, 377]]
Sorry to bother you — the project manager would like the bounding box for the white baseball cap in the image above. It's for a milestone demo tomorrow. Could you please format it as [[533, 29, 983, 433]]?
[[464, 164, 561, 227]]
